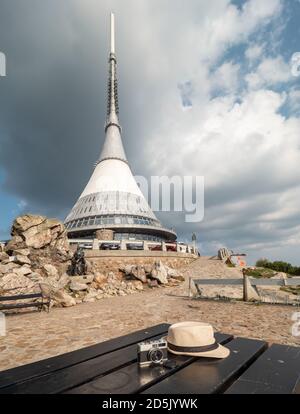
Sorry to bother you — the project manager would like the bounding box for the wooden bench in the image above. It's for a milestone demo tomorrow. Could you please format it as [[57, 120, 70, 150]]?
[[0, 292, 50, 313], [0, 323, 299, 394]]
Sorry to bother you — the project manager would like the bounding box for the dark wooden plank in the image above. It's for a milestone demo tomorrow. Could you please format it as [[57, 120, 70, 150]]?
[[0, 323, 170, 390], [1, 332, 168, 394], [142, 337, 267, 394], [65, 333, 233, 394], [0, 302, 42, 310], [0, 293, 43, 301], [225, 343, 300, 394]]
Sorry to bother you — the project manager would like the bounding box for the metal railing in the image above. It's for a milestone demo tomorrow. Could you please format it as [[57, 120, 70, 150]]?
[[189, 276, 300, 305]]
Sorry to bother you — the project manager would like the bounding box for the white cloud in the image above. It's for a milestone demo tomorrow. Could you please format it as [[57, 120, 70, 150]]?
[[288, 89, 300, 113], [210, 61, 240, 94], [246, 56, 292, 89], [245, 44, 265, 62]]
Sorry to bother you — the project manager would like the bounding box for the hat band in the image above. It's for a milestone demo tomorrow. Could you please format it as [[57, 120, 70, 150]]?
[[168, 341, 219, 354]]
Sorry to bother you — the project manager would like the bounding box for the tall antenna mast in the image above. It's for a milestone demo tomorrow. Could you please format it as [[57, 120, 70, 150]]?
[[110, 12, 115, 54], [105, 12, 120, 131]]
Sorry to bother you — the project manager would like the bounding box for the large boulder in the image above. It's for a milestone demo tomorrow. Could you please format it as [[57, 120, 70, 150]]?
[[9, 214, 70, 253], [4, 215, 72, 280], [11, 215, 45, 235], [14, 266, 32, 277], [122, 265, 134, 276], [13, 248, 30, 256], [39, 273, 69, 295], [70, 281, 89, 292], [131, 265, 147, 283], [14, 255, 31, 266], [43, 264, 59, 278], [70, 275, 94, 284], [51, 289, 76, 307], [150, 260, 168, 285], [0, 273, 35, 291], [0, 262, 20, 274]]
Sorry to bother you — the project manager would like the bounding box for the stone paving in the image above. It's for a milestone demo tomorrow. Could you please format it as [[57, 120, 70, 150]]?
[[0, 284, 299, 372]]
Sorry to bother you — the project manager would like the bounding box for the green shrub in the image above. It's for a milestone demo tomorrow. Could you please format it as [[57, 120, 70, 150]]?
[[255, 258, 269, 268], [255, 258, 300, 276]]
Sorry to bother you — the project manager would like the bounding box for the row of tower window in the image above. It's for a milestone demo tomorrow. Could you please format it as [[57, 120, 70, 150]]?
[[114, 233, 164, 242], [71, 194, 146, 217], [65, 215, 159, 229]]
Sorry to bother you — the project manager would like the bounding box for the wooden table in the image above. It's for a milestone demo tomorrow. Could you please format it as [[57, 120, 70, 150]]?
[[0, 323, 299, 394]]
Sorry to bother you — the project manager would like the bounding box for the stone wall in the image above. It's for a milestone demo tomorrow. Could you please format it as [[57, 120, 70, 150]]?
[[85, 250, 196, 276]]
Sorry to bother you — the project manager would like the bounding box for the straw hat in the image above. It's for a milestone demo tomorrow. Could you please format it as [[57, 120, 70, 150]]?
[[166, 321, 230, 359]]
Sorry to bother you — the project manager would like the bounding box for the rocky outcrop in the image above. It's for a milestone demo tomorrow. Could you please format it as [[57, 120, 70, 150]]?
[[10, 215, 69, 252], [120, 260, 185, 286], [0, 215, 72, 304], [0, 214, 185, 310]]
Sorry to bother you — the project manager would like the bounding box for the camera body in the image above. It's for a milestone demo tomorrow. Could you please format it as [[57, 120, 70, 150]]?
[[137, 338, 168, 367]]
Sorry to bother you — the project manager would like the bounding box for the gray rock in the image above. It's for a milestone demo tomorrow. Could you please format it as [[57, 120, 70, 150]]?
[[11, 214, 45, 234], [131, 265, 147, 283], [144, 265, 153, 275], [83, 290, 98, 302], [0, 262, 20, 274], [0, 273, 35, 291], [5, 236, 25, 252], [52, 289, 76, 307], [150, 260, 168, 284], [43, 264, 59, 278], [132, 280, 144, 291], [14, 255, 31, 266], [70, 281, 89, 292], [70, 275, 94, 284], [14, 266, 32, 277], [165, 266, 179, 278], [0, 252, 9, 262], [26, 272, 44, 283], [39, 273, 69, 294], [123, 265, 133, 276], [14, 248, 30, 256]]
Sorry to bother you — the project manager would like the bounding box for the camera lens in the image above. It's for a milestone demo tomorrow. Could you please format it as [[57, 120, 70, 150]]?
[[148, 349, 164, 364]]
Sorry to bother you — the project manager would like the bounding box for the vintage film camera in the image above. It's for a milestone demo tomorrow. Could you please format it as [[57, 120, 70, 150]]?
[[137, 338, 168, 367]]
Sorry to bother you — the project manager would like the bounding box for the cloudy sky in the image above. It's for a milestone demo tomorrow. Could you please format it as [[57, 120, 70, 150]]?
[[0, 0, 300, 264]]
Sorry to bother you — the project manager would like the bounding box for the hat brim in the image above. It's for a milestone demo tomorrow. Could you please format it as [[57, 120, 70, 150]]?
[[164, 336, 230, 359]]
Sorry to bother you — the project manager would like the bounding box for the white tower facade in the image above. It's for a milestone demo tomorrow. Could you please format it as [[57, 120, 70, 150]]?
[[64, 13, 176, 242]]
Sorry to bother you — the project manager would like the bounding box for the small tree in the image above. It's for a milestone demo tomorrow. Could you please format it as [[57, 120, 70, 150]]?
[[255, 258, 269, 268]]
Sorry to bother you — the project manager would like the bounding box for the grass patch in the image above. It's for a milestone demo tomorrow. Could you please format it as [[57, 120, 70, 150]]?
[[244, 267, 276, 279]]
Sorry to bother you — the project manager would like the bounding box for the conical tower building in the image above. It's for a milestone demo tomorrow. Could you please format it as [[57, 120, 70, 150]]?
[[64, 13, 176, 242]]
